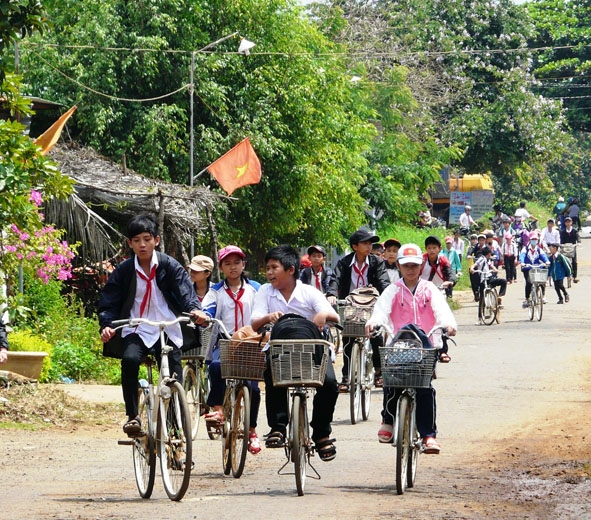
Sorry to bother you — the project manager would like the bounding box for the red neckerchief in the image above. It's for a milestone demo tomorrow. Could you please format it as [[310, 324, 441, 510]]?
[[224, 281, 245, 332], [136, 264, 157, 317], [353, 263, 368, 288], [313, 267, 323, 290]]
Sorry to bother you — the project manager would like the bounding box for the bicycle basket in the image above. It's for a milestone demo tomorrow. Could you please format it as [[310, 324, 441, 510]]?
[[269, 340, 330, 388], [529, 267, 548, 284], [561, 244, 575, 259], [339, 305, 373, 337], [181, 324, 213, 359], [379, 339, 438, 388], [218, 339, 266, 381]]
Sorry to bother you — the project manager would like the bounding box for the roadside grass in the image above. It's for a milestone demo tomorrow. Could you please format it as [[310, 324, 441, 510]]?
[[0, 383, 121, 430]]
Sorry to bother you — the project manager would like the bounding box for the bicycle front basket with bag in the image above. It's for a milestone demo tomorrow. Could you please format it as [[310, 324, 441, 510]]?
[[339, 286, 379, 337], [379, 324, 437, 388]]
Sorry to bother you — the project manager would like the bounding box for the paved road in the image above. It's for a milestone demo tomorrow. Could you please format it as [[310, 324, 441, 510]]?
[[3, 239, 591, 519]]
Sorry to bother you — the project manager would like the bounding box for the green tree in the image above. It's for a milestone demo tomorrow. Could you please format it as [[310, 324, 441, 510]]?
[[22, 0, 379, 259]]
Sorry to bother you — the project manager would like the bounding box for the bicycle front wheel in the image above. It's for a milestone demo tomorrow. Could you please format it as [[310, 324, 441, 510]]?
[[528, 292, 535, 320], [349, 342, 361, 424], [535, 285, 544, 321], [183, 363, 201, 440], [158, 382, 192, 501], [231, 385, 250, 478], [361, 340, 373, 421], [133, 388, 156, 499], [482, 289, 498, 326], [396, 395, 412, 495], [292, 394, 308, 496]]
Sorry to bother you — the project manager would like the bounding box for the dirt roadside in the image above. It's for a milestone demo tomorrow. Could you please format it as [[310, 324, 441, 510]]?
[[1, 244, 591, 519]]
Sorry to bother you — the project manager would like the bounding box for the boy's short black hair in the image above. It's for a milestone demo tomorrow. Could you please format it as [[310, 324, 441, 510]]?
[[424, 235, 441, 247], [265, 245, 300, 279], [127, 214, 159, 239]]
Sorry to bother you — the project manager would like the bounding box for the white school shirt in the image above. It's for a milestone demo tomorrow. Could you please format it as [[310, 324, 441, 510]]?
[[201, 279, 260, 335], [540, 227, 561, 247], [122, 252, 182, 348], [348, 256, 370, 293], [251, 280, 334, 323]]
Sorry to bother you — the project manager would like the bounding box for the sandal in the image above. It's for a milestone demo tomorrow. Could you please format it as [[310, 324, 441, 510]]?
[[315, 438, 336, 462], [374, 370, 383, 387], [338, 379, 350, 393], [123, 417, 142, 437], [265, 431, 285, 449], [248, 433, 262, 455], [439, 352, 451, 363], [205, 410, 224, 424]]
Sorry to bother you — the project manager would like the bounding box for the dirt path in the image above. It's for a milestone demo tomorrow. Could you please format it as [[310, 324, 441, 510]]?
[[2, 244, 591, 519]]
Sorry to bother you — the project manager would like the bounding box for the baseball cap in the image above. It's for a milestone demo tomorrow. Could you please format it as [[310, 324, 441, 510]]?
[[445, 236, 453, 244], [218, 245, 246, 263], [504, 233, 513, 239], [547, 218, 555, 223], [465, 205, 472, 210], [188, 255, 214, 272], [477, 233, 486, 239], [307, 245, 327, 256], [565, 215, 572, 221], [558, 196, 564, 202], [397, 243, 423, 265], [349, 227, 379, 246], [383, 238, 401, 249]]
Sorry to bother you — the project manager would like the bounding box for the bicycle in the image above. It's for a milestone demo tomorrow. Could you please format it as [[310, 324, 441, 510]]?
[[113, 316, 193, 501], [472, 270, 500, 326], [269, 338, 332, 496], [338, 301, 376, 424], [181, 322, 214, 440], [379, 325, 452, 495], [207, 318, 266, 478], [526, 266, 548, 322]]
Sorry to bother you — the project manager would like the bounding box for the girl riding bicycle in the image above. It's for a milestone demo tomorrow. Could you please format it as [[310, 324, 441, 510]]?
[[365, 243, 457, 454]]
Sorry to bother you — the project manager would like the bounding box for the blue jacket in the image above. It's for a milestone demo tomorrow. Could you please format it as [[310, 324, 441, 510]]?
[[549, 253, 572, 281]]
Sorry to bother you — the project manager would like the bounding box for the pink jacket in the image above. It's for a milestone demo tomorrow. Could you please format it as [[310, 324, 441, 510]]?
[[367, 279, 456, 348]]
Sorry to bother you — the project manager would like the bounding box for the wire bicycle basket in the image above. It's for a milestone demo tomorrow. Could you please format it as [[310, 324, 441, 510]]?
[[529, 267, 548, 284], [339, 306, 373, 337], [379, 339, 438, 388], [269, 340, 330, 388], [218, 339, 267, 381]]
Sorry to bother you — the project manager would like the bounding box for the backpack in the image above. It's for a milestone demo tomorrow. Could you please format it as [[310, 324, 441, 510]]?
[[270, 313, 322, 341], [270, 313, 324, 364], [345, 286, 380, 308]]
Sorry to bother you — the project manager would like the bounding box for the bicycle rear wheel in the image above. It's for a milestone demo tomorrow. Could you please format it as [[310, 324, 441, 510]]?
[[396, 395, 412, 495], [158, 382, 192, 501], [349, 342, 361, 424], [133, 388, 155, 499], [482, 289, 498, 326], [361, 340, 373, 421], [535, 285, 544, 321], [183, 363, 201, 440], [231, 385, 250, 478], [292, 394, 308, 496]]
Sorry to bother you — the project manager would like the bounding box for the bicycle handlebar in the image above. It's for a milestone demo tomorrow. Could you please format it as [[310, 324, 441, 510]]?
[[111, 315, 194, 330]]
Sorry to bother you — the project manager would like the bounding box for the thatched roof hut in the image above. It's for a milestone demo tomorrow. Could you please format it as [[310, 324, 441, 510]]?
[[46, 144, 226, 267]]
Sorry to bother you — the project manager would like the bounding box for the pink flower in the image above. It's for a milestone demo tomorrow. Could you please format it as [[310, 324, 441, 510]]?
[[29, 190, 43, 207]]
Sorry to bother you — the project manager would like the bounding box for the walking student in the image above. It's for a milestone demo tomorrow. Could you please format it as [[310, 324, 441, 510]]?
[[548, 243, 571, 304]]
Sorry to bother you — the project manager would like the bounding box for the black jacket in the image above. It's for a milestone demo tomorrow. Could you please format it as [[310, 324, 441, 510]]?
[[299, 266, 333, 294], [98, 251, 200, 331], [327, 252, 390, 300]]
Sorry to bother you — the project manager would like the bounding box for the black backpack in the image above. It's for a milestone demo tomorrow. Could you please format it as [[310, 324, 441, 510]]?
[[270, 313, 322, 341]]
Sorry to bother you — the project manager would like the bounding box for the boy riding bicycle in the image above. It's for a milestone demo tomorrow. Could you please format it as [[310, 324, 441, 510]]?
[[251, 245, 340, 462], [365, 243, 457, 454], [98, 214, 205, 437]]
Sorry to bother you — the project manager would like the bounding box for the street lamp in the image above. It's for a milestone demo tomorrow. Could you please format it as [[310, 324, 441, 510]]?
[[189, 33, 255, 256]]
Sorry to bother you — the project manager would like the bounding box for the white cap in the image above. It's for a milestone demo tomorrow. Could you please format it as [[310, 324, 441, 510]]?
[[397, 243, 423, 265], [465, 205, 471, 210]]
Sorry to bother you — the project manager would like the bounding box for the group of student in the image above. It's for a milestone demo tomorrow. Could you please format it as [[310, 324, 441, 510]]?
[[98, 214, 460, 467], [463, 204, 581, 316]]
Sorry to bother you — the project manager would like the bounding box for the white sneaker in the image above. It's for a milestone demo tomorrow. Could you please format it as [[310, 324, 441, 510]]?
[[543, 298, 548, 304]]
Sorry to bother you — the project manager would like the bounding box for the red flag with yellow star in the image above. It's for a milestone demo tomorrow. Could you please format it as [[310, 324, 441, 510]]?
[[207, 137, 262, 196]]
